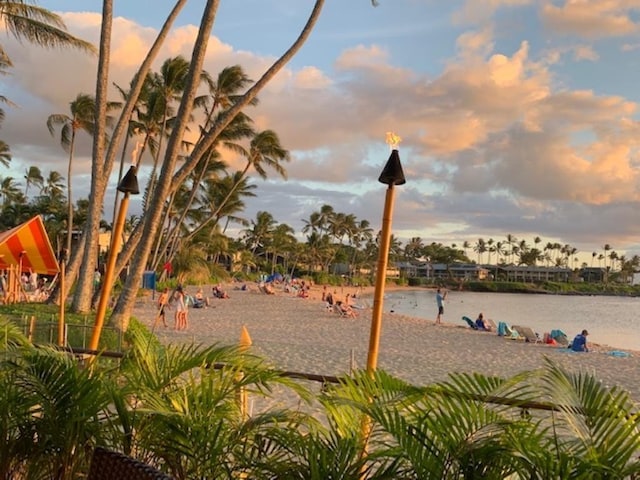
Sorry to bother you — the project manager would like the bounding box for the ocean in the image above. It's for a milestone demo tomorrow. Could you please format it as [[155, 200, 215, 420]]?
[[367, 290, 640, 352]]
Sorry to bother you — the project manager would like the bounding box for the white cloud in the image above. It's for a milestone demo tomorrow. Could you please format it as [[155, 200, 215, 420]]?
[[3, 4, 640, 255], [541, 0, 640, 38]]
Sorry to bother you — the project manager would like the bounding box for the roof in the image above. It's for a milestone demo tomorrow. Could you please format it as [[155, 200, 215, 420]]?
[[0, 216, 60, 275]]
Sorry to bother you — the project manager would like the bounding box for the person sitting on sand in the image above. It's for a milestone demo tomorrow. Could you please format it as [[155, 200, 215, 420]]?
[[212, 284, 230, 299], [475, 313, 490, 331], [193, 288, 210, 308], [335, 300, 357, 318], [263, 282, 275, 295], [570, 329, 589, 352]]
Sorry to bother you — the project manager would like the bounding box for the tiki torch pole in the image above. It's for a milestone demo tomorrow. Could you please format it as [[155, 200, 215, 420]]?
[[365, 144, 406, 375], [360, 139, 406, 472], [88, 166, 139, 353]]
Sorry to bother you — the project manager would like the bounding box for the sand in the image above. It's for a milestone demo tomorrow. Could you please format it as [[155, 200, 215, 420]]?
[[132, 284, 640, 404]]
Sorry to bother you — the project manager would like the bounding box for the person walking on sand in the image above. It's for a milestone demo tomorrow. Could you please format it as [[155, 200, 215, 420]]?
[[435, 288, 447, 324], [154, 287, 169, 328]]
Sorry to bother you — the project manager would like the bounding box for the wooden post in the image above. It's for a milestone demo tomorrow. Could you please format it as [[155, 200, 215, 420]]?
[[28, 316, 36, 343], [238, 326, 252, 419]]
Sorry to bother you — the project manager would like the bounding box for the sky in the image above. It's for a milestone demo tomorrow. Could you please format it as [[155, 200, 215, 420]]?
[[3, 0, 640, 264]]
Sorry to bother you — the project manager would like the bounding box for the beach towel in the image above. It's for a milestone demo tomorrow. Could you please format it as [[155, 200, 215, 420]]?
[[608, 350, 631, 358]]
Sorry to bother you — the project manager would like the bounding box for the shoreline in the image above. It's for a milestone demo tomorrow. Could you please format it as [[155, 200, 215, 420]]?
[[133, 283, 640, 402]]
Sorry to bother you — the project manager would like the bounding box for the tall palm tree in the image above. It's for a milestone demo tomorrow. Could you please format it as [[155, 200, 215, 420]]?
[[47, 93, 98, 257], [23, 165, 43, 196], [242, 211, 277, 256], [142, 55, 195, 208]]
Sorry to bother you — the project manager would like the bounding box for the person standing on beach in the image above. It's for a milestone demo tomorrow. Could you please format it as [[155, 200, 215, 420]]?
[[174, 286, 188, 330], [155, 287, 169, 328], [435, 288, 447, 324]]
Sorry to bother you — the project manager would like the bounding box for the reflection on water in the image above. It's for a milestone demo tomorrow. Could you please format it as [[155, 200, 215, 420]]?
[[375, 290, 640, 351]]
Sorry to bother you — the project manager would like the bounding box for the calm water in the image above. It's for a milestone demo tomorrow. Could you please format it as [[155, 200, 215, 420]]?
[[371, 290, 640, 352]]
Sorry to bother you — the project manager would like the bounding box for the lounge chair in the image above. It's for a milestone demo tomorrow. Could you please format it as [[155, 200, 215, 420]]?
[[462, 316, 478, 330], [512, 325, 542, 344]]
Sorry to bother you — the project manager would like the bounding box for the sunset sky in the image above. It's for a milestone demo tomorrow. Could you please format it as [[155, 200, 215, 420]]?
[[3, 0, 640, 263]]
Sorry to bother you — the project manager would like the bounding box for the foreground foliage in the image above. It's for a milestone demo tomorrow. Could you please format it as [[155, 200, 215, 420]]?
[[0, 320, 638, 479]]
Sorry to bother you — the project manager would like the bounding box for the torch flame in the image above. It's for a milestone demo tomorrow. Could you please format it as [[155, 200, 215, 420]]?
[[385, 131, 402, 149], [131, 128, 143, 166]]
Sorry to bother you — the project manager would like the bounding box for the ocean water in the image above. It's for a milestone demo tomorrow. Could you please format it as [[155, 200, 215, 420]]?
[[367, 290, 640, 352]]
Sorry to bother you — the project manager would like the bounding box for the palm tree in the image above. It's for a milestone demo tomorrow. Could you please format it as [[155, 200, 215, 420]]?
[[242, 211, 277, 256], [23, 165, 43, 197], [47, 93, 98, 257], [110, 0, 327, 330], [602, 244, 611, 270], [0, 140, 10, 167], [0, 0, 95, 65], [211, 129, 289, 223], [0, 175, 21, 209], [41, 170, 65, 199]]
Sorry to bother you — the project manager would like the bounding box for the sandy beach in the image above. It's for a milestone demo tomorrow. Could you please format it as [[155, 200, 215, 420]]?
[[132, 284, 640, 403]]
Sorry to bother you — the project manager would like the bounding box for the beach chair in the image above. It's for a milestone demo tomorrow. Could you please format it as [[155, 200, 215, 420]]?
[[512, 325, 541, 344], [462, 316, 478, 330], [550, 329, 569, 346]]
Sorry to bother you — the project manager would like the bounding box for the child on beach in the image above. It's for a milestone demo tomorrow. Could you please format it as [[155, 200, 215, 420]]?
[[154, 287, 169, 328]]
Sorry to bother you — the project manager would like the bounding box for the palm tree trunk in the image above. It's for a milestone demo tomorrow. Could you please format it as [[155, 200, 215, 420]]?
[[65, 133, 75, 258], [70, 0, 111, 313], [111, 0, 326, 329], [111, 0, 221, 330], [71, 0, 187, 313]]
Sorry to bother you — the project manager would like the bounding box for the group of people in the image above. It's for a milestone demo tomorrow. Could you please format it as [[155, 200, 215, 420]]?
[[155, 286, 188, 331], [322, 288, 359, 318], [437, 287, 591, 352]]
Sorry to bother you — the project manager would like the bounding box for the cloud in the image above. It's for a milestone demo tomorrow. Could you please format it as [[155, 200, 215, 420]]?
[[541, 0, 640, 38], [3, 5, 640, 257], [454, 0, 533, 24]]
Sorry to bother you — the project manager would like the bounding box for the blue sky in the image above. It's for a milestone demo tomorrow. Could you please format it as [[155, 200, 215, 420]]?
[[4, 0, 640, 264]]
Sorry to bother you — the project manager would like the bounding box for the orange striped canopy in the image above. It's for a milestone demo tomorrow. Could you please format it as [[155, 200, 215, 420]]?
[[0, 216, 59, 275]]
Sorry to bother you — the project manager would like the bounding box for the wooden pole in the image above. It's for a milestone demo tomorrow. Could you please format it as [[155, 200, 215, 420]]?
[[58, 257, 66, 346], [238, 325, 252, 419], [88, 193, 130, 352], [365, 184, 396, 374]]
